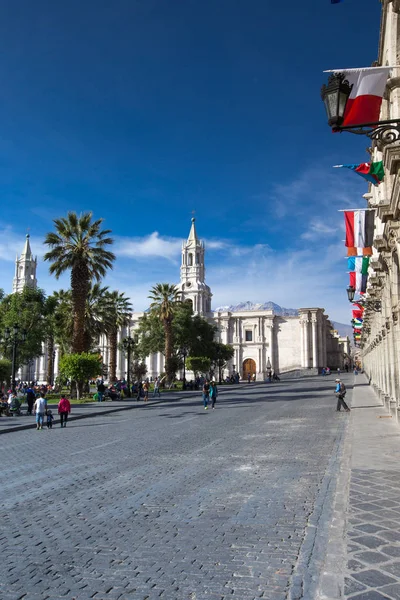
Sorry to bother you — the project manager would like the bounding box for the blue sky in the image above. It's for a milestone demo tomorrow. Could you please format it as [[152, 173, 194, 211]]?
[[0, 0, 381, 323]]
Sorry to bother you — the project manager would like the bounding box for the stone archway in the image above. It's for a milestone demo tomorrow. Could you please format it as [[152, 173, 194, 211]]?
[[243, 358, 256, 381]]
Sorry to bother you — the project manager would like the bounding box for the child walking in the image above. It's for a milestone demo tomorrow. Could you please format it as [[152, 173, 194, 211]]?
[[46, 409, 54, 429]]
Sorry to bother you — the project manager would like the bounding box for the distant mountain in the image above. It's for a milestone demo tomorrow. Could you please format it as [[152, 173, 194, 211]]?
[[213, 301, 298, 316], [332, 321, 353, 339]]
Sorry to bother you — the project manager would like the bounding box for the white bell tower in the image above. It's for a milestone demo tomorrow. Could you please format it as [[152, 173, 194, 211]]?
[[177, 218, 212, 315], [12, 234, 37, 293]]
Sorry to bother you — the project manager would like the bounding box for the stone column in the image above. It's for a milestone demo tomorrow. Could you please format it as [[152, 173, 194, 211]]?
[[311, 313, 318, 368]]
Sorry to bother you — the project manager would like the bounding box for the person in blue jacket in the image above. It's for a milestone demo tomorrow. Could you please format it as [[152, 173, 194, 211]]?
[[335, 378, 350, 412]]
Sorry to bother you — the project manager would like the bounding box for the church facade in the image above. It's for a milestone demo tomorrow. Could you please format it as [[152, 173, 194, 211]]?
[[12, 222, 348, 383]]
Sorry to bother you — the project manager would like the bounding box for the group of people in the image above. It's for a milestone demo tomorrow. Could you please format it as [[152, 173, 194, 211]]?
[[0, 384, 72, 430], [201, 380, 218, 410], [29, 393, 71, 430]]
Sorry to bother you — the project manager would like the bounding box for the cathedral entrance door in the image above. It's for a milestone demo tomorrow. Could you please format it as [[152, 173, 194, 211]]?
[[242, 359, 256, 381]]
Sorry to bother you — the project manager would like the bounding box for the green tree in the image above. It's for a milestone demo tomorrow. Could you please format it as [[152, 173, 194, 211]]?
[[44, 211, 115, 353], [0, 288, 47, 367], [186, 356, 211, 378], [148, 283, 181, 382], [0, 359, 11, 390], [132, 360, 148, 382], [59, 352, 102, 399], [136, 300, 216, 361], [103, 290, 132, 382], [210, 342, 234, 383]]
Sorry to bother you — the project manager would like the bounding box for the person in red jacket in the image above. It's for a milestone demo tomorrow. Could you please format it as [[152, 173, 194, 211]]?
[[58, 395, 71, 428]]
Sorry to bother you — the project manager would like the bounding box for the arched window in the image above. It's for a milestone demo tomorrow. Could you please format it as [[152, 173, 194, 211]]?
[[196, 253, 200, 264], [188, 253, 193, 266]]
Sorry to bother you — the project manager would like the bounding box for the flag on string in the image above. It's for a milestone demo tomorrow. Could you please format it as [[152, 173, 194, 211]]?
[[352, 309, 364, 319], [348, 256, 370, 274], [353, 302, 365, 310], [353, 318, 363, 326], [333, 161, 384, 186], [350, 271, 368, 293], [327, 67, 391, 127], [345, 210, 374, 256]]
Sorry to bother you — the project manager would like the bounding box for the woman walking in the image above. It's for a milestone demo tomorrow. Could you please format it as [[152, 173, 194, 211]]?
[[202, 380, 210, 410], [58, 395, 71, 427]]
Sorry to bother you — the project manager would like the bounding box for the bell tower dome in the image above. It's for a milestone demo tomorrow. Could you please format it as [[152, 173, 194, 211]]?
[[177, 218, 212, 315]]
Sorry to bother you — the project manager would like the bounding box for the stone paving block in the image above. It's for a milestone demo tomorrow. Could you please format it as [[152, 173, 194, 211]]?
[[354, 551, 391, 565], [351, 568, 397, 588]]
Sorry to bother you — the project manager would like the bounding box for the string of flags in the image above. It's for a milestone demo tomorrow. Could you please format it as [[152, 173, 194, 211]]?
[[341, 209, 375, 346]]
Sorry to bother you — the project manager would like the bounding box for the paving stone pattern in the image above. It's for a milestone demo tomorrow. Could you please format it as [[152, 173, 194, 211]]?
[[345, 470, 400, 599], [0, 378, 348, 600]]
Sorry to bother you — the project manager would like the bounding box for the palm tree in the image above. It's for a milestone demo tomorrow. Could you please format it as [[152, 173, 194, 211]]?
[[148, 283, 181, 382], [103, 290, 133, 382], [52, 284, 110, 353], [43, 212, 115, 353]]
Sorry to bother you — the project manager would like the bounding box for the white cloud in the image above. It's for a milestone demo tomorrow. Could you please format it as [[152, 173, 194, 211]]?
[[301, 218, 340, 240], [114, 232, 182, 261], [0, 226, 43, 262]]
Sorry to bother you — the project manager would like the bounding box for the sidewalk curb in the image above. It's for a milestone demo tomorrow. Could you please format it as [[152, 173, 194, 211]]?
[[0, 392, 199, 435], [288, 376, 354, 600]]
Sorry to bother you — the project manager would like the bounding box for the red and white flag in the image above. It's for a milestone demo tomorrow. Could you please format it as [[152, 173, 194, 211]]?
[[344, 210, 374, 256], [328, 67, 391, 126]]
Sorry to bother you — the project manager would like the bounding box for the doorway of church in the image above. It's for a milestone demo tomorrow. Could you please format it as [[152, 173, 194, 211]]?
[[242, 359, 256, 381]]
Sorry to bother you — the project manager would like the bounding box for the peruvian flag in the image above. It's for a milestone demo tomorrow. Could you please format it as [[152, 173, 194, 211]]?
[[344, 210, 374, 256], [350, 272, 368, 294], [338, 67, 391, 127]]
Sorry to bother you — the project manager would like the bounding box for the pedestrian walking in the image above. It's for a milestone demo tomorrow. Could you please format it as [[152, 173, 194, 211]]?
[[33, 394, 46, 430], [153, 377, 161, 398], [136, 381, 143, 401], [143, 381, 149, 403], [46, 409, 54, 429], [335, 378, 350, 412], [26, 386, 36, 415], [58, 395, 71, 427], [210, 381, 218, 409], [202, 380, 210, 410]]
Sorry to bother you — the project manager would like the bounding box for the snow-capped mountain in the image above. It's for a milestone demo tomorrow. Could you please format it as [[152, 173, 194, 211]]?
[[213, 301, 298, 316], [213, 302, 352, 339]]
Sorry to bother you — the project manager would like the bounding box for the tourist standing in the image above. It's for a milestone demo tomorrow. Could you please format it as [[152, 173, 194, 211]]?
[[26, 386, 36, 415], [46, 410, 54, 429], [153, 377, 161, 398], [202, 380, 210, 410], [58, 395, 71, 427], [97, 380, 105, 402], [143, 381, 149, 403], [210, 381, 218, 410]]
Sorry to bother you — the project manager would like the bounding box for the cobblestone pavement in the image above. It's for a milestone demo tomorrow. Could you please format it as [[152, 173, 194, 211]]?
[[344, 379, 400, 600], [0, 377, 350, 600]]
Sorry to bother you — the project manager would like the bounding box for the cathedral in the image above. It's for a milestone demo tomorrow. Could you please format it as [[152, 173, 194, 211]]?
[[12, 222, 348, 383], [127, 219, 348, 381]]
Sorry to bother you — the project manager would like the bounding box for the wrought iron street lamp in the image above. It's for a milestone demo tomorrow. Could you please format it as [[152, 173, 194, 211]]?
[[121, 336, 136, 392], [321, 73, 400, 144], [3, 323, 27, 392], [179, 346, 188, 390], [347, 285, 356, 303]]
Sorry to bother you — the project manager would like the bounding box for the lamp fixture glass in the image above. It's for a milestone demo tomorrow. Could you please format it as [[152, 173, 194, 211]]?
[[321, 73, 352, 130], [346, 285, 356, 303]]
